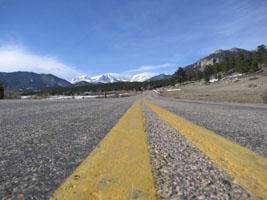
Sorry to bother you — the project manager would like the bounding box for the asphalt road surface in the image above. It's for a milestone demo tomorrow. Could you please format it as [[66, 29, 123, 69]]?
[[142, 103, 253, 199], [0, 93, 266, 199], [0, 96, 139, 199], [147, 93, 267, 157]]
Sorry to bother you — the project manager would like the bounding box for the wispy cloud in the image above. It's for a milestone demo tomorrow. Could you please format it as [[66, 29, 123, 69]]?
[[0, 44, 83, 80], [125, 63, 176, 74], [216, 1, 267, 37]]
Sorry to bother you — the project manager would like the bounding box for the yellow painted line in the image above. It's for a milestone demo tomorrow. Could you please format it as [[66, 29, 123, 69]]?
[[51, 100, 155, 200], [145, 99, 267, 200]]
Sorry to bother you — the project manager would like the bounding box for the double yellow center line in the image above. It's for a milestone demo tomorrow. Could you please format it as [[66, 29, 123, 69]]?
[[51, 100, 155, 200], [145, 99, 267, 200], [51, 99, 267, 200]]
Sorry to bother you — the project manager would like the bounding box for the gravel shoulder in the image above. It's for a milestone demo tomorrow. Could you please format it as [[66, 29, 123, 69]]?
[[0, 97, 140, 199], [147, 93, 267, 157], [142, 103, 253, 200]]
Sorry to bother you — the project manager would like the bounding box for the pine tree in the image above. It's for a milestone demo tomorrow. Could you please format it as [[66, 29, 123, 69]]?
[[257, 44, 266, 63], [243, 52, 253, 73], [236, 52, 245, 72], [203, 65, 212, 83], [230, 56, 236, 70], [222, 56, 230, 73], [264, 51, 267, 67], [196, 71, 202, 80], [214, 63, 221, 75], [174, 67, 187, 83], [251, 59, 259, 72]]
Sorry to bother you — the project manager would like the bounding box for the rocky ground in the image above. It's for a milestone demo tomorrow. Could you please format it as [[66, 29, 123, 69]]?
[[143, 103, 253, 200]]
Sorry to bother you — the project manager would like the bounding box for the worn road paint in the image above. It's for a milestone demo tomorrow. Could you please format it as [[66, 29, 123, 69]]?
[[51, 100, 155, 200], [145, 99, 267, 200]]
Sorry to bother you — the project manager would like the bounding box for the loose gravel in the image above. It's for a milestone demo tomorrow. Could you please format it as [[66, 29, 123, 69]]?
[[143, 103, 253, 200], [0, 97, 139, 200], [147, 94, 267, 157]]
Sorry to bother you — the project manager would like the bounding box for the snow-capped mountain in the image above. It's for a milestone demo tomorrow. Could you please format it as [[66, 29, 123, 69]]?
[[70, 74, 119, 84], [70, 73, 153, 84], [125, 73, 155, 82], [91, 74, 119, 83]]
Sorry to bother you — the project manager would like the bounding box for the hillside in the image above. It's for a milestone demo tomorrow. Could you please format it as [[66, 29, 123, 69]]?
[[158, 69, 267, 104], [0, 71, 72, 90]]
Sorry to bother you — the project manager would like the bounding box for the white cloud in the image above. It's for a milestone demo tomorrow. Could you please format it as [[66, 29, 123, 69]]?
[[125, 63, 176, 74], [0, 45, 83, 80]]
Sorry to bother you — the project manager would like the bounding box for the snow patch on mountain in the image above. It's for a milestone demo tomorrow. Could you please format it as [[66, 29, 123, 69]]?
[[125, 72, 155, 82]]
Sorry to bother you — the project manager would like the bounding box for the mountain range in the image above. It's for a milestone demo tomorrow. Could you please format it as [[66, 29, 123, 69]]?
[[70, 72, 157, 84], [70, 74, 119, 84], [0, 47, 250, 90], [0, 72, 169, 90]]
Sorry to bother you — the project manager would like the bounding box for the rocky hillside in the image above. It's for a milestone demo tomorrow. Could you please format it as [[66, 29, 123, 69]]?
[[184, 48, 249, 73]]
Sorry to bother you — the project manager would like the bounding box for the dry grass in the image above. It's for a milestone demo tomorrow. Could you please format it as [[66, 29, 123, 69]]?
[[160, 73, 267, 104]]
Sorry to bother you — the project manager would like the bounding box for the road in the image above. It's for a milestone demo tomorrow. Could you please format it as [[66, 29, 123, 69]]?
[[0, 96, 140, 199], [0, 93, 266, 199]]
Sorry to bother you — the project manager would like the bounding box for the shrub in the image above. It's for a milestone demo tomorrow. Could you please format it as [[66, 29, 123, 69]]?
[[262, 89, 267, 104], [4, 87, 21, 99], [0, 83, 4, 99]]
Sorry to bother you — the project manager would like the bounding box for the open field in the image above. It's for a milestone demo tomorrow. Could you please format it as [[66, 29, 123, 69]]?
[[159, 71, 267, 104]]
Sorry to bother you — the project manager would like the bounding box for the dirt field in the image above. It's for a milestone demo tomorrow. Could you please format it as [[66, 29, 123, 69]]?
[[159, 70, 267, 104]]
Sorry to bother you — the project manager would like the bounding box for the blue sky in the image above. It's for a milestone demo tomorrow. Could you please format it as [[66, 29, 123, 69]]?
[[0, 0, 266, 80]]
